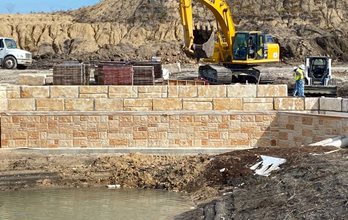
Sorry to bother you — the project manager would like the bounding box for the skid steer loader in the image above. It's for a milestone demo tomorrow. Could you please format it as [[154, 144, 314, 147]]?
[[303, 56, 338, 97]]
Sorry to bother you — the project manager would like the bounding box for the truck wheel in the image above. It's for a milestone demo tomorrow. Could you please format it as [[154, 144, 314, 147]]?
[[3, 56, 17, 69]]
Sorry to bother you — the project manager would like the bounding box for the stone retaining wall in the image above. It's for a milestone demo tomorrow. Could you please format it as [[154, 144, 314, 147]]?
[[0, 85, 295, 112], [1, 112, 347, 149], [0, 112, 277, 148], [0, 85, 347, 149], [276, 113, 348, 147]]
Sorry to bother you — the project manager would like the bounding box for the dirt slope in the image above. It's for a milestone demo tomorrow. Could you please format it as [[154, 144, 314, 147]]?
[[0, 0, 347, 62]]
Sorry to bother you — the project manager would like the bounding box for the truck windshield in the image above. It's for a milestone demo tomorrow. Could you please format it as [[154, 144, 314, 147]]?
[[5, 39, 17, 49]]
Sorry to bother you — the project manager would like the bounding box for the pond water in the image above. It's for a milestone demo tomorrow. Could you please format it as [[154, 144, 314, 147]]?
[[0, 188, 194, 220]]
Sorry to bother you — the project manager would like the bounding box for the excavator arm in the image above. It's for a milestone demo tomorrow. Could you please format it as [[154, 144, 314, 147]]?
[[179, 0, 235, 56]]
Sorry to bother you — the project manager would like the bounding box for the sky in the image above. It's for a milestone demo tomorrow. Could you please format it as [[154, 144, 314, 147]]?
[[0, 0, 100, 14]]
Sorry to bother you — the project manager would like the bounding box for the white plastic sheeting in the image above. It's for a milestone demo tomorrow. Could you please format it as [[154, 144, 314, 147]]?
[[250, 155, 287, 177], [309, 135, 348, 148]]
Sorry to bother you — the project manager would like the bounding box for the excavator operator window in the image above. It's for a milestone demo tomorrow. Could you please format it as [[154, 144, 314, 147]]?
[[232, 33, 248, 60]]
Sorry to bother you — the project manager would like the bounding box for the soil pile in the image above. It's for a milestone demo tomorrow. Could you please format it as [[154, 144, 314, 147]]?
[[1, 146, 347, 219], [0, 0, 347, 63]]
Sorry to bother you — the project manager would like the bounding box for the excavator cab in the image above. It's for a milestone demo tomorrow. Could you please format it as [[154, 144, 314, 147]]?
[[232, 32, 278, 62], [192, 29, 279, 64]]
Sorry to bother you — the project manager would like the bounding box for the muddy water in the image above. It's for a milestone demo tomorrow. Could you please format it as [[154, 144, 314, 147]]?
[[0, 188, 194, 220]]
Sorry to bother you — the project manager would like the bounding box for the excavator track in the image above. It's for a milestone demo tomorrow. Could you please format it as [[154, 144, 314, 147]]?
[[198, 64, 261, 84]]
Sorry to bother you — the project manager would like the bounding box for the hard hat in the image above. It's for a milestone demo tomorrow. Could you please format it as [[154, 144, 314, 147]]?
[[299, 64, 305, 70]]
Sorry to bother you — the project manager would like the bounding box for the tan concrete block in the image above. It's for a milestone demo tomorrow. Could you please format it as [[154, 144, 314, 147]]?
[[6, 86, 20, 98], [80, 94, 108, 98], [137, 86, 167, 98], [79, 86, 108, 94], [274, 98, 305, 110], [21, 86, 49, 98], [183, 101, 212, 110], [320, 98, 342, 112], [0, 90, 6, 99], [0, 98, 7, 111], [65, 99, 94, 111], [17, 74, 46, 86], [167, 86, 179, 97], [227, 85, 257, 98], [243, 98, 273, 103], [168, 86, 198, 98], [243, 103, 274, 111], [95, 99, 123, 111], [36, 99, 64, 111], [109, 86, 137, 98], [8, 99, 35, 111], [153, 98, 182, 110], [257, 85, 287, 97], [343, 99, 348, 112], [124, 99, 152, 107], [213, 98, 243, 110], [51, 86, 79, 98], [305, 97, 319, 111], [198, 85, 226, 98]]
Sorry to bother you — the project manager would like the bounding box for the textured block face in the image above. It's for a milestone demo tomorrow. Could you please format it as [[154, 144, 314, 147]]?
[[243, 103, 274, 111], [305, 98, 319, 111], [274, 98, 304, 110], [198, 86, 226, 98], [79, 86, 108, 94], [124, 99, 152, 111], [0, 90, 6, 99], [20, 86, 50, 98], [320, 98, 342, 111], [0, 99, 8, 111], [65, 99, 94, 111], [213, 98, 243, 110], [137, 86, 167, 98], [343, 99, 348, 112], [153, 98, 182, 110], [183, 101, 213, 110], [109, 86, 137, 98], [8, 99, 35, 111], [95, 99, 123, 111], [227, 85, 257, 98], [36, 99, 64, 111], [168, 86, 198, 98], [51, 86, 79, 98], [6, 86, 20, 99], [257, 85, 287, 97], [17, 74, 46, 86]]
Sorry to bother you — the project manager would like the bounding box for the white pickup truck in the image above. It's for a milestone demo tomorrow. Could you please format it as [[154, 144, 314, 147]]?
[[0, 37, 32, 69]]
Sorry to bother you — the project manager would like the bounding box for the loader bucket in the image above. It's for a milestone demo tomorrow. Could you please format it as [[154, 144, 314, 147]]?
[[193, 27, 215, 59]]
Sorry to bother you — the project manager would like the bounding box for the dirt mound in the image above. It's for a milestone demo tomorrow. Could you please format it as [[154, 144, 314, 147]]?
[[0, 0, 347, 63]]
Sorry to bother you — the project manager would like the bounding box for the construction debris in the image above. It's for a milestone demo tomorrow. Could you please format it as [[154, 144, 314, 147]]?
[[250, 155, 287, 177]]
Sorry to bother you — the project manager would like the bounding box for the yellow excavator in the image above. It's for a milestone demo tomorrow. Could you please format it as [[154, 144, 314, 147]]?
[[179, 0, 280, 84]]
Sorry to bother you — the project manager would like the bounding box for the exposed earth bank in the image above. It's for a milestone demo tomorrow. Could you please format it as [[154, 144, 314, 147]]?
[[1, 147, 347, 219], [0, 0, 347, 63]]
